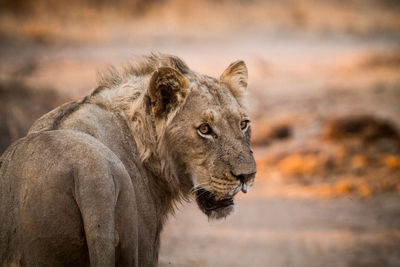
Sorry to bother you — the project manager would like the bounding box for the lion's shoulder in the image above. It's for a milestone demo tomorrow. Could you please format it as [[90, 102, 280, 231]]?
[[29, 99, 121, 139], [27, 99, 140, 168]]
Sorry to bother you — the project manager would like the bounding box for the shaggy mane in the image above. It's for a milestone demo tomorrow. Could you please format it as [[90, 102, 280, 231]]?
[[87, 54, 193, 219], [94, 53, 190, 95]]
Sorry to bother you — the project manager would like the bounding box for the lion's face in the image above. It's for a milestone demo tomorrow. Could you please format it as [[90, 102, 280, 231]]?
[[148, 60, 256, 219], [162, 63, 256, 219]]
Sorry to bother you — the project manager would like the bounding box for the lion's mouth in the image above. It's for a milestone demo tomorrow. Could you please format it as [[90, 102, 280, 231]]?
[[196, 188, 234, 211]]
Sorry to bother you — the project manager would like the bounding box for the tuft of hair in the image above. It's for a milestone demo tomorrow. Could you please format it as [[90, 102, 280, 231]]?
[[96, 53, 190, 91]]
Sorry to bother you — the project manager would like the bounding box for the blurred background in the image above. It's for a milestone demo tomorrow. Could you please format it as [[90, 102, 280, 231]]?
[[0, 0, 399, 266]]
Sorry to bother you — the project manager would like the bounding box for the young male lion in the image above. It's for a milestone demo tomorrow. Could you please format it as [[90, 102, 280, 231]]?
[[0, 54, 256, 266]]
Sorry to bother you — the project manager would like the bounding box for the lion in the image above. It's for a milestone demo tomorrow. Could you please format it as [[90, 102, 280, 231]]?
[[0, 53, 256, 266]]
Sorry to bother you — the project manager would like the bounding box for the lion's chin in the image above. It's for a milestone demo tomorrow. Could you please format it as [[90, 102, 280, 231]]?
[[195, 188, 235, 219]]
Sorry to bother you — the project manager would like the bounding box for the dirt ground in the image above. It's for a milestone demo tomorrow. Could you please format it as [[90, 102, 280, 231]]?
[[159, 184, 400, 267], [1, 1, 400, 266]]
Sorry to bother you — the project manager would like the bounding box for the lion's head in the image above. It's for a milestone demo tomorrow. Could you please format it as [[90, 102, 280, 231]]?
[[147, 59, 256, 219]]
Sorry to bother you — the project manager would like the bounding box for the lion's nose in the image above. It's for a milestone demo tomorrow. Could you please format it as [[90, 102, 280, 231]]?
[[231, 171, 256, 184]]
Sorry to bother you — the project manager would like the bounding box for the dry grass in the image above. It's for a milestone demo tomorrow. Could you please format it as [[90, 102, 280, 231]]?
[[251, 122, 292, 146], [254, 115, 400, 198], [0, 0, 399, 44]]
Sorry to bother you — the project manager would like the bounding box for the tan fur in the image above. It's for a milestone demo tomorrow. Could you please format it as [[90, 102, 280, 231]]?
[[220, 60, 248, 105], [0, 53, 256, 266]]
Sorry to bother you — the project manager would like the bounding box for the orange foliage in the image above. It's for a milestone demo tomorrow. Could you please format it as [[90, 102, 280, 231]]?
[[277, 154, 318, 176], [382, 154, 400, 170]]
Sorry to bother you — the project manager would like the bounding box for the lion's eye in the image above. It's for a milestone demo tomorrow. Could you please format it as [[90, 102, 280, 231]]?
[[198, 123, 212, 135], [240, 120, 249, 130]]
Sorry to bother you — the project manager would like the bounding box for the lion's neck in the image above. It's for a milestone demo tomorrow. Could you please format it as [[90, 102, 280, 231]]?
[[128, 103, 184, 223], [90, 77, 184, 222]]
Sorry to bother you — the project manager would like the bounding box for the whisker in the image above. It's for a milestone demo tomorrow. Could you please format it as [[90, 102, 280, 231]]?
[[190, 182, 208, 191], [189, 181, 210, 193]]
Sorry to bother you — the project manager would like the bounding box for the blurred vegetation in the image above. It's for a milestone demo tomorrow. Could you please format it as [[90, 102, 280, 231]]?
[[255, 113, 400, 196], [0, 0, 399, 44], [0, 0, 156, 14]]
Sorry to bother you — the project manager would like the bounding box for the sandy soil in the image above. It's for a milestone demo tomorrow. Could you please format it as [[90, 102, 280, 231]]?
[[159, 179, 400, 267]]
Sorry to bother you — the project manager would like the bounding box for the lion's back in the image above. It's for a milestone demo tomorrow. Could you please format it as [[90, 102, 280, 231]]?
[[28, 100, 80, 134], [0, 129, 132, 265]]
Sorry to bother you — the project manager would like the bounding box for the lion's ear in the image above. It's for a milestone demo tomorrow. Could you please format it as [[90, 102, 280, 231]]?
[[220, 60, 248, 101], [148, 67, 189, 118]]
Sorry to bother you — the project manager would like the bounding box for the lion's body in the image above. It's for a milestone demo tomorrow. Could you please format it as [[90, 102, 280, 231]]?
[[0, 54, 256, 266], [1, 103, 160, 266]]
